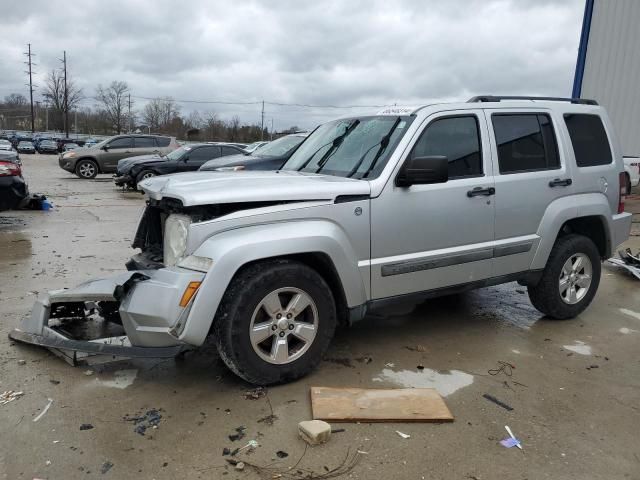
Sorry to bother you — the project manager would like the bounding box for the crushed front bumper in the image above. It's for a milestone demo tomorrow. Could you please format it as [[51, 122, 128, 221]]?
[[113, 173, 133, 187], [9, 268, 205, 365]]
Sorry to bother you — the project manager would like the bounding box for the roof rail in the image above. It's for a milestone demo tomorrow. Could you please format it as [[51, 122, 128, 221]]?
[[467, 95, 598, 105]]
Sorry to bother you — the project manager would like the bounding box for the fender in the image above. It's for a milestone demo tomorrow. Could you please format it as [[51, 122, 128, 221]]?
[[178, 219, 368, 345], [530, 193, 612, 269]]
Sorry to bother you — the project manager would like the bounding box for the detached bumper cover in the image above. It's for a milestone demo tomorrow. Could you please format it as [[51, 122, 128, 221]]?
[[9, 268, 205, 363]]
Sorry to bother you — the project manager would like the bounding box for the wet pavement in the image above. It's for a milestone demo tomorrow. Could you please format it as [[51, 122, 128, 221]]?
[[1, 153, 639, 479]]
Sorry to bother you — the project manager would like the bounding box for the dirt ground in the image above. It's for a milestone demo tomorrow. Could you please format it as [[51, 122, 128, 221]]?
[[1, 153, 639, 480]]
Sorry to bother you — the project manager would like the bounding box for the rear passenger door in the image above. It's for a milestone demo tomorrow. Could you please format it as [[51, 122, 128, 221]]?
[[180, 146, 221, 172], [221, 146, 242, 158], [102, 136, 134, 170], [133, 136, 160, 156], [485, 109, 573, 276]]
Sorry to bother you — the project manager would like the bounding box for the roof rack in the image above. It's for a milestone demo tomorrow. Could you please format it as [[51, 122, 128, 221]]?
[[467, 95, 598, 105]]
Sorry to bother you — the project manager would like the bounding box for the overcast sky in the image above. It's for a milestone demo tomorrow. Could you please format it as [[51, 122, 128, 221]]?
[[0, 0, 585, 130]]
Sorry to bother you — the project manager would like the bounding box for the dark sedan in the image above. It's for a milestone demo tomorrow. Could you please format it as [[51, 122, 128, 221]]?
[[17, 141, 35, 154], [37, 140, 59, 154], [113, 142, 245, 188], [0, 160, 28, 211], [198, 133, 308, 172]]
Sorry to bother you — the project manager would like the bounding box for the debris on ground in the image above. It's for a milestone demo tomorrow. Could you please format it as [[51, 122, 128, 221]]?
[[396, 431, 411, 439], [17, 359, 26, 365], [483, 394, 514, 411], [80, 423, 94, 430], [385, 362, 395, 368], [234, 440, 259, 456], [405, 345, 427, 353], [331, 428, 345, 434], [228, 426, 247, 442], [84, 370, 95, 376], [257, 414, 278, 425], [234, 461, 245, 471], [488, 361, 514, 377], [324, 357, 355, 368], [276, 450, 289, 458], [222, 447, 231, 456], [608, 249, 640, 279], [311, 387, 453, 422], [100, 461, 114, 474], [1, 390, 24, 405], [243, 387, 267, 400], [49, 379, 60, 385], [299, 420, 332, 445], [123, 409, 162, 436], [33, 398, 53, 422], [500, 425, 523, 450], [355, 356, 373, 364]]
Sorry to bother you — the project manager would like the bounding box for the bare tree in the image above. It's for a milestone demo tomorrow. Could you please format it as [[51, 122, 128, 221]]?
[[142, 97, 181, 133], [43, 69, 83, 131], [95, 81, 130, 134]]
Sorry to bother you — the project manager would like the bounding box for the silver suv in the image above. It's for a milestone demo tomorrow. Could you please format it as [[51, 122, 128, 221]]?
[[59, 134, 179, 179], [12, 96, 631, 385]]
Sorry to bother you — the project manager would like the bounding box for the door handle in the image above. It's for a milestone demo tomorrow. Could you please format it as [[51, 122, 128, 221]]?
[[549, 178, 572, 187], [467, 186, 495, 197]]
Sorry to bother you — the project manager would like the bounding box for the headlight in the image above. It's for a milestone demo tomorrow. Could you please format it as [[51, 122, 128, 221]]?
[[163, 214, 191, 266], [64, 151, 76, 158], [215, 165, 245, 171], [178, 255, 213, 272]]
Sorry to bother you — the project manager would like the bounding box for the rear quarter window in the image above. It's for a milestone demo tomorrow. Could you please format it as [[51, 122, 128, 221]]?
[[563, 114, 612, 167], [156, 137, 171, 147]]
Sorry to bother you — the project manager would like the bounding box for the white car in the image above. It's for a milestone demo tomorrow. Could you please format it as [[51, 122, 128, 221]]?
[[624, 156, 640, 193], [0, 139, 14, 151]]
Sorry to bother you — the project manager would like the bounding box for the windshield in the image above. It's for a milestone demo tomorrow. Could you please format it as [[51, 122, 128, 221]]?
[[281, 116, 413, 179], [165, 146, 188, 161], [255, 135, 305, 157]]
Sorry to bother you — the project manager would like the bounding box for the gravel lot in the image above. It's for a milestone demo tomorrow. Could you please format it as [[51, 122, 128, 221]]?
[[1, 153, 639, 479]]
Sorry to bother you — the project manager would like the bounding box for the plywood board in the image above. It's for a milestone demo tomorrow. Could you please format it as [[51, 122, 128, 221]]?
[[310, 387, 453, 422]]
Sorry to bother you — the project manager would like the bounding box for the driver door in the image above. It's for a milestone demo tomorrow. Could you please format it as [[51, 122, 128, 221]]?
[[370, 110, 496, 299]]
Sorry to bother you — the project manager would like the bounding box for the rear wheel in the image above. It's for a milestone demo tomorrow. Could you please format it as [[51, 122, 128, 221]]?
[[528, 234, 600, 319], [214, 259, 337, 385], [75, 159, 98, 179]]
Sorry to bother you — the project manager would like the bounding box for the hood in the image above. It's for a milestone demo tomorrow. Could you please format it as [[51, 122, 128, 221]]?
[[117, 154, 164, 171], [140, 170, 370, 206], [199, 153, 249, 171]]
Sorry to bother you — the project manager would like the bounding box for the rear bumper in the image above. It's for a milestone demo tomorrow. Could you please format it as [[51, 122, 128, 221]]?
[[9, 268, 205, 364], [611, 212, 633, 254]]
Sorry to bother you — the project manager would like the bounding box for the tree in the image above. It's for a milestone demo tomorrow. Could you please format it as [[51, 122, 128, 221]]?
[[43, 69, 83, 131], [142, 97, 181, 134], [4, 94, 28, 107], [96, 81, 130, 134]]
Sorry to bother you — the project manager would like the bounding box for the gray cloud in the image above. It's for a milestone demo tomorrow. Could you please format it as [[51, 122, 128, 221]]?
[[0, 0, 584, 130]]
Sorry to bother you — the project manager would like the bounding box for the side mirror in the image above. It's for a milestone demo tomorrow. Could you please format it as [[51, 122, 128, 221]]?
[[396, 155, 448, 187], [101, 145, 109, 151]]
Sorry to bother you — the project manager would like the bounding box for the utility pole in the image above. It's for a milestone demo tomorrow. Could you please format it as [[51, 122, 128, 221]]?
[[128, 93, 132, 132], [270, 118, 274, 141], [45, 101, 49, 131], [24, 43, 36, 133], [62, 50, 69, 138], [260, 100, 265, 140]]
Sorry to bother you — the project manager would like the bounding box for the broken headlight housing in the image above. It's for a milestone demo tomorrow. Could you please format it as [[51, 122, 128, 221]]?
[[163, 214, 191, 267]]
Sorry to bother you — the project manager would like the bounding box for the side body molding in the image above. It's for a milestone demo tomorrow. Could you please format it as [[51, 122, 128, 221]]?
[[179, 220, 368, 345]]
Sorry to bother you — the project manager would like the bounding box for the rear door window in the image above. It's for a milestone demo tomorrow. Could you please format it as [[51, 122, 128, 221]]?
[[492, 114, 559, 174], [221, 146, 241, 156], [134, 137, 157, 148], [563, 114, 612, 167], [156, 137, 171, 147]]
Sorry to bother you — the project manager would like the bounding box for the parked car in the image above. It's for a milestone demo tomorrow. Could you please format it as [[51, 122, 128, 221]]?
[[63, 143, 80, 152], [623, 156, 640, 193], [199, 133, 308, 172], [12, 96, 632, 386], [17, 141, 35, 154], [59, 134, 179, 179], [84, 138, 100, 148], [243, 141, 269, 153], [55, 138, 80, 153], [0, 160, 28, 211], [37, 140, 59, 154], [0, 139, 14, 152], [0, 150, 21, 165], [113, 143, 246, 189]]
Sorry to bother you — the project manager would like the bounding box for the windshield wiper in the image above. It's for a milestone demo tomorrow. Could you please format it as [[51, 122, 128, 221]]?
[[347, 117, 401, 178], [314, 120, 360, 174], [296, 120, 360, 172]]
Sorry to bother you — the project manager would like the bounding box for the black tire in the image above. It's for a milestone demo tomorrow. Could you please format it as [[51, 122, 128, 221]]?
[[213, 259, 337, 385], [75, 159, 99, 179], [528, 234, 601, 319], [625, 173, 632, 195], [136, 170, 156, 185]]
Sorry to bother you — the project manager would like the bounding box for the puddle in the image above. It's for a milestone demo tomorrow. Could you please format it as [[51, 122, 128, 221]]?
[[93, 369, 138, 389], [619, 327, 637, 334], [563, 341, 592, 355], [619, 308, 640, 321], [373, 368, 474, 397]]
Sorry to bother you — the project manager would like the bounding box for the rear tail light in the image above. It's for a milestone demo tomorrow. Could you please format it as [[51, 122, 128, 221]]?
[[0, 161, 21, 177], [619, 171, 626, 213]]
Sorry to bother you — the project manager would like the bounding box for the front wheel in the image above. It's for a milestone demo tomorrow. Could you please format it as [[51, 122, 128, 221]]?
[[528, 234, 601, 319], [75, 159, 98, 179], [136, 170, 156, 188], [214, 259, 337, 385]]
